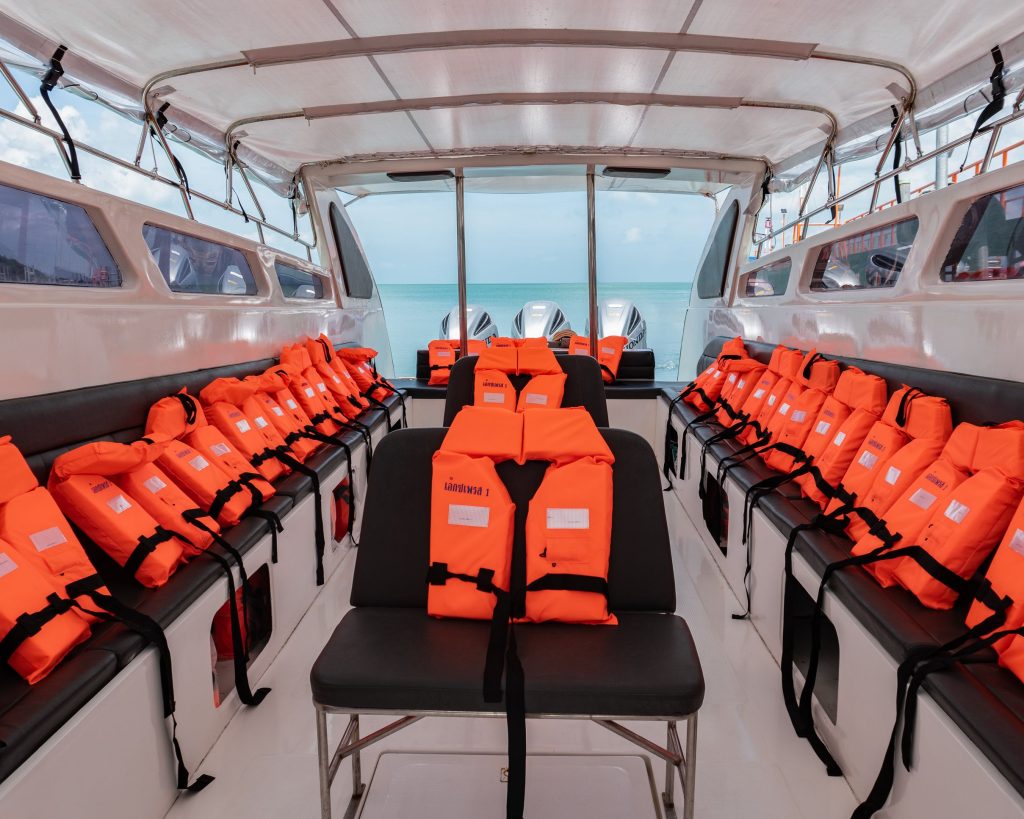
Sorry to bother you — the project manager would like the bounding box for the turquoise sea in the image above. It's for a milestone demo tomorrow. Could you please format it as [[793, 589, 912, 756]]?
[[378, 281, 692, 377]]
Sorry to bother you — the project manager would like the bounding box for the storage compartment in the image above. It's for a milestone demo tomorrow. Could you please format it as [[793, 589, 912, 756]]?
[[210, 564, 273, 707]]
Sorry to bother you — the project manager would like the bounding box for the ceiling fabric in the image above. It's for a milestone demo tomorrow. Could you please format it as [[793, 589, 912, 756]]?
[[0, 0, 1021, 193]]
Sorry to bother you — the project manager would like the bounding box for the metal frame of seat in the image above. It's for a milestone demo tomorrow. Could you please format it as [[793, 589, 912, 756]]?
[[314, 704, 697, 819]]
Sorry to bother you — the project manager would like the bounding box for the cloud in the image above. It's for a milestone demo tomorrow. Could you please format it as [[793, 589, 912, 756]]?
[[624, 226, 642, 243]]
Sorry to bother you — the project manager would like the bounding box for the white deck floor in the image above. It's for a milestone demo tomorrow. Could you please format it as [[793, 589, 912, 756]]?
[[165, 492, 859, 819]]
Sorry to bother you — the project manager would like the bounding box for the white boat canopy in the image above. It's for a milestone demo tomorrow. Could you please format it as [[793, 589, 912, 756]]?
[[0, 0, 1022, 195]]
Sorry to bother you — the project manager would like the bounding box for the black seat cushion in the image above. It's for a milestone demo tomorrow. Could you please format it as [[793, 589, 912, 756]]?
[[351, 429, 675, 613], [0, 648, 117, 783], [443, 355, 609, 426], [311, 608, 703, 717]]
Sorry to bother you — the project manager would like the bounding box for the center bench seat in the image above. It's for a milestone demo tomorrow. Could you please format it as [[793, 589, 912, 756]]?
[[667, 337, 1024, 805], [0, 348, 403, 795]]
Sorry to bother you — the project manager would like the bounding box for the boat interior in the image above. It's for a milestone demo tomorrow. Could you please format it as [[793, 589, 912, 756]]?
[[1, 3, 1024, 818]]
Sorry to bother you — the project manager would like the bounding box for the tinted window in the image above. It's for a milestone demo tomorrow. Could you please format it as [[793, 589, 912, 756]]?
[[0, 184, 120, 287], [743, 257, 792, 297], [695, 201, 739, 300], [275, 260, 326, 299], [143, 225, 257, 295], [329, 202, 374, 299], [941, 183, 1024, 281], [810, 218, 919, 291]]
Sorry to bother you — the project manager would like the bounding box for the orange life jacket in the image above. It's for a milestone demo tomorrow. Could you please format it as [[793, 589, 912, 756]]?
[[681, 337, 748, 412], [282, 344, 361, 422], [762, 352, 842, 472], [303, 339, 365, 417], [490, 336, 517, 349], [473, 348, 566, 413], [337, 347, 386, 396], [887, 423, 1024, 608], [0, 534, 91, 684], [428, 339, 458, 385], [824, 386, 952, 531], [965, 497, 1024, 681], [428, 406, 616, 626], [738, 348, 805, 446], [569, 335, 627, 383], [0, 437, 111, 621], [793, 369, 889, 505], [714, 358, 766, 427], [245, 372, 321, 461], [271, 361, 344, 436], [146, 394, 269, 527], [49, 442, 186, 588]]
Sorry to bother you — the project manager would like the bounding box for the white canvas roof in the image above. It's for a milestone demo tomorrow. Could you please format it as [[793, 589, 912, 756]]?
[[0, 0, 1022, 194]]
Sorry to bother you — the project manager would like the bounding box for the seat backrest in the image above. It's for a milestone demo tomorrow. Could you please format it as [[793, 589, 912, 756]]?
[[442, 354, 610, 426], [351, 427, 675, 612]]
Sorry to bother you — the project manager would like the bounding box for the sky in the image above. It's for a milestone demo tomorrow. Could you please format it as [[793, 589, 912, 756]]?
[[1, 61, 1022, 284]]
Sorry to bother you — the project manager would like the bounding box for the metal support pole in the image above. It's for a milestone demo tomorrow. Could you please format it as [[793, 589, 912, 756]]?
[[316, 708, 333, 819], [0, 62, 75, 180], [663, 721, 676, 808], [683, 714, 698, 819], [586, 166, 598, 355], [980, 123, 1003, 174], [935, 125, 949, 190], [148, 112, 195, 219], [456, 171, 468, 352], [869, 106, 906, 213]]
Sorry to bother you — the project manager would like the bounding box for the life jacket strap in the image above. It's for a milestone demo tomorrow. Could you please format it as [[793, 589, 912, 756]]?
[[123, 526, 176, 580], [244, 508, 283, 564], [262, 445, 327, 584], [0, 592, 75, 664]]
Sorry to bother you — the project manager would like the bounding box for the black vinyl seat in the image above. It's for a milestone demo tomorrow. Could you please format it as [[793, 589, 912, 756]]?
[[442, 354, 610, 426], [310, 426, 703, 816]]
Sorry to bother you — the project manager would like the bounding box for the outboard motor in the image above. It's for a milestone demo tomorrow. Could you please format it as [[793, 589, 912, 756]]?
[[440, 304, 498, 342], [511, 300, 573, 344], [586, 298, 647, 349]]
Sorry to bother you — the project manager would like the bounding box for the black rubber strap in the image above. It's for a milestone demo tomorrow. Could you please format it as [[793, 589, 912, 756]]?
[[662, 394, 686, 490], [208, 479, 246, 522], [244, 508, 283, 564], [0, 593, 75, 663], [525, 574, 608, 595], [123, 526, 176, 579], [70, 589, 214, 792], [40, 47, 81, 181], [960, 45, 1006, 172], [266, 446, 327, 584], [171, 392, 199, 426]]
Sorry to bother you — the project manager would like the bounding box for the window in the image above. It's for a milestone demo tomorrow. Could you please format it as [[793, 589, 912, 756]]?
[[143, 225, 257, 295], [810, 218, 919, 291], [941, 183, 1024, 281], [329, 202, 374, 299], [695, 201, 739, 299], [743, 257, 792, 297], [0, 183, 121, 287], [275, 260, 326, 300]]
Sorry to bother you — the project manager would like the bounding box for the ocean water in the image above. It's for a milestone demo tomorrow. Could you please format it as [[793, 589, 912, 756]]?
[[378, 281, 692, 377]]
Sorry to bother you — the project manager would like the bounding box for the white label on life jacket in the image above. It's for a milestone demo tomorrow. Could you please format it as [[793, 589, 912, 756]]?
[[106, 495, 131, 514], [727, 374, 737, 384], [713, 370, 723, 378], [1010, 529, 1024, 556], [857, 450, 878, 469], [791, 410, 807, 423], [143, 475, 167, 494], [525, 393, 548, 406], [754, 389, 766, 400], [767, 394, 777, 407], [547, 508, 590, 529], [448, 504, 489, 528], [833, 431, 847, 447], [885, 466, 902, 485], [601, 346, 616, 356], [29, 527, 67, 552], [944, 499, 970, 524], [235, 419, 252, 433], [0, 552, 16, 580], [815, 421, 832, 436], [909, 488, 937, 510], [254, 416, 269, 429], [483, 392, 506, 404], [210, 443, 231, 456], [272, 406, 284, 416], [287, 400, 298, 410], [189, 455, 210, 471], [317, 383, 327, 393], [304, 388, 315, 398], [435, 349, 452, 358], [778, 403, 791, 416], [332, 375, 341, 384]]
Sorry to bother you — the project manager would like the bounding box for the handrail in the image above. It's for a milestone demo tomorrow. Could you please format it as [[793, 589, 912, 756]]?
[[756, 106, 1024, 251]]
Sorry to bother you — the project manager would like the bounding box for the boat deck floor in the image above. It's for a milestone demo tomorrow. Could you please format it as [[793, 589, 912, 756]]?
[[165, 494, 858, 818]]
